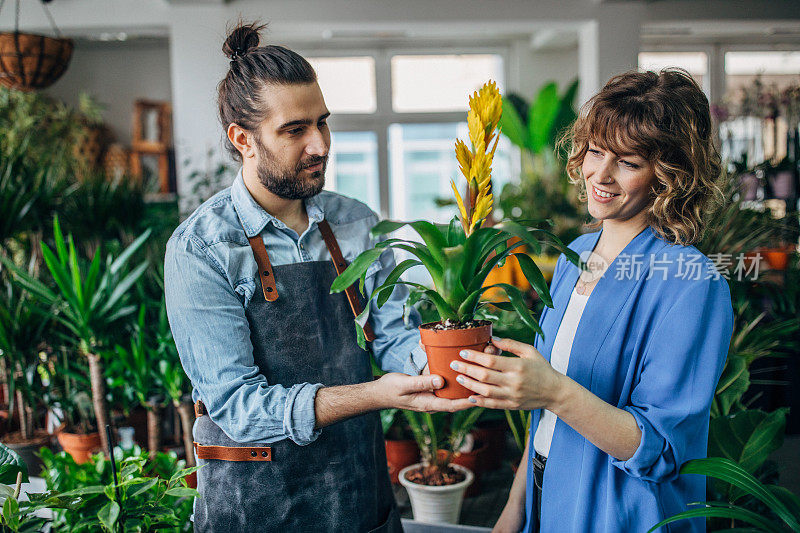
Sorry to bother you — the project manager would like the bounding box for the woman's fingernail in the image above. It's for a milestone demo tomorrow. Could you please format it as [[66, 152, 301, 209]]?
[[460, 350, 470, 359], [469, 397, 477, 403], [456, 375, 465, 384], [450, 361, 459, 371]]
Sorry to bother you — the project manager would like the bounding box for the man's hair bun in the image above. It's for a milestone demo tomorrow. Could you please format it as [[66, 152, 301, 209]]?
[[223, 21, 266, 61]]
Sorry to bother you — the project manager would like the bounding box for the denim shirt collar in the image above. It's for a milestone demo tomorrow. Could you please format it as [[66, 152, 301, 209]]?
[[231, 168, 325, 237]]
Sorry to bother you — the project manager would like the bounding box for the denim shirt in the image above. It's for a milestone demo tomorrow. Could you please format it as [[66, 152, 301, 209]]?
[[164, 170, 427, 445]]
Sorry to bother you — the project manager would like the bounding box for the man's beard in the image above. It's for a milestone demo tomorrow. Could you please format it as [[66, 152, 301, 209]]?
[[254, 137, 327, 200]]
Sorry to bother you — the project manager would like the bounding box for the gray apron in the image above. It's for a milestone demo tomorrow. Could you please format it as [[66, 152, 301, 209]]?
[[192, 221, 401, 533]]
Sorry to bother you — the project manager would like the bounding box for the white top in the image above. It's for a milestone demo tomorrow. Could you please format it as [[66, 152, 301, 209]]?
[[533, 287, 590, 458]]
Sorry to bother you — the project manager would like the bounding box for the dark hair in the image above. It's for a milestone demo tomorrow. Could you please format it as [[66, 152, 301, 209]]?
[[218, 21, 317, 160], [560, 69, 723, 245]]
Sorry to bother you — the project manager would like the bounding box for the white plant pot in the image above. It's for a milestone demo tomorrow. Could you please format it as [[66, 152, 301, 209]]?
[[398, 463, 474, 524]]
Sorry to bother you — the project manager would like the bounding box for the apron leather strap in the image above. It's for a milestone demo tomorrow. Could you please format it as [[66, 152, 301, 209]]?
[[247, 235, 279, 302], [194, 442, 272, 462], [317, 220, 376, 342]]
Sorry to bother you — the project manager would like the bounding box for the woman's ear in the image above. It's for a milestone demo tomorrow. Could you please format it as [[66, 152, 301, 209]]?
[[227, 123, 256, 159]]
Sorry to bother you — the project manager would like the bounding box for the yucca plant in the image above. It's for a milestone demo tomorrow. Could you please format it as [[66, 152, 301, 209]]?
[[0, 217, 151, 455], [402, 408, 485, 472], [648, 457, 800, 532], [331, 80, 579, 348]]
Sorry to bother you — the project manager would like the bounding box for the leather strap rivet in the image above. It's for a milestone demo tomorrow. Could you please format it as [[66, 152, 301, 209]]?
[[250, 451, 257, 457], [263, 271, 269, 276], [261, 451, 268, 457], [266, 287, 273, 292]]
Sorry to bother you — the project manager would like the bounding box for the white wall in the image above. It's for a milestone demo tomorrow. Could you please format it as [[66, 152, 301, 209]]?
[[44, 40, 172, 145]]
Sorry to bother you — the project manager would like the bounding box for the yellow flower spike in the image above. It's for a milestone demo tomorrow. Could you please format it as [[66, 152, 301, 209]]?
[[453, 80, 501, 236]]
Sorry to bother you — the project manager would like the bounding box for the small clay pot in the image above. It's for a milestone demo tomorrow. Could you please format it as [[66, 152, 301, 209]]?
[[385, 439, 420, 484], [419, 321, 492, 399], [57, 431, 102, 464]]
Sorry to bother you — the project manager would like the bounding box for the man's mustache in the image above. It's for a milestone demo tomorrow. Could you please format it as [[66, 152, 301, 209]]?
[[297, 156, 327, 171]]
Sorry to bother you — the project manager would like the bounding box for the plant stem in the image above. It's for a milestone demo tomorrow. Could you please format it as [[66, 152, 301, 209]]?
[[15, 388, 30, 441], [176, 400, 196, 467], [146, 402, 162, 459], [86, 352, 110, 454]]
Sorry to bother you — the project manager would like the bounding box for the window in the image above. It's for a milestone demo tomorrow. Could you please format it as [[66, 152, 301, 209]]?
[[307, 56, 376, 113], [327, 131, 380, 212], [391, 54, 504, 112]]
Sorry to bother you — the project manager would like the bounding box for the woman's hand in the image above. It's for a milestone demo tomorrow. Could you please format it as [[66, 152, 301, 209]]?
[[451, 337, 566, 411]]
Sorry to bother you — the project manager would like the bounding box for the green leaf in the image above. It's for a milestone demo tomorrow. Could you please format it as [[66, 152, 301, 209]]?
[[680, 458, 800, 531], [0, 443, 28, 485], [164, 486, 199, 498], [446, 216, 466, 247], [646, 502, 785, 533], [98, 501, 120, 531], [108, 228, 151, 276], [499, 96, 529, 149], [370, 220, 448, 269], [514, 253, 553, 308], [380, 409, 399, 435], [57, 485, 106, 498], [126, 478, 157, 498], [3, 495, 20, 529], [529, 82, 560, 153], [708, 408, 787, 476], [375, 259, 422, 308], [491, 283, 544, 338], [168, 466, 203, 486], [330, 248, 384, 293], [714, 355, 750, 417]]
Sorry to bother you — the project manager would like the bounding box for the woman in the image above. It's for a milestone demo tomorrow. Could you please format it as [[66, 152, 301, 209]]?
[[452, 69, 734, 532]]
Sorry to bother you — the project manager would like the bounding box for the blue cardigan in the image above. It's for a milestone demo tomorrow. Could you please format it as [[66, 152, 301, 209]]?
[[524, 227, 733, 533]]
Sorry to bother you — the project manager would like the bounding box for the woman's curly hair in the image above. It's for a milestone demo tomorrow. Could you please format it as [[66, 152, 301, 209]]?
[[561, 69, 724, 246]]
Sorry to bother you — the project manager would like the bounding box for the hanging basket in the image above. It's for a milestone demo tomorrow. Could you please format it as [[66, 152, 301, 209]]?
[[0, 31, 73, 91]]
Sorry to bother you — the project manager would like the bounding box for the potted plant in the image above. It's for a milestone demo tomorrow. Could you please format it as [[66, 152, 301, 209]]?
[[331, 80, 579, 399], [0, 271, 54, 475], [398, 408, 485, 524], [1, 217, 151, 457]]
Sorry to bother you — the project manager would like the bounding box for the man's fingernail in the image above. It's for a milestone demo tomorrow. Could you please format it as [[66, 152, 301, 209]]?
[[469, 397, 477, 403], [459, 350, 470, 359], [450, 361, 459, 371], [491, 336, 500, 342], [432, 377, 443, 388], [456, 375, 465, 384]]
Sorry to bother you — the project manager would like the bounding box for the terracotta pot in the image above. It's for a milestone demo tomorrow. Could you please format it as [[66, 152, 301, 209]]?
[[56, 431, 102, 464], [761, 245, 795, 271], [385, 439, 420, 484], [4, 431, 51, 477], [472, 420, 507, 471], [419, 321, 492, 399]]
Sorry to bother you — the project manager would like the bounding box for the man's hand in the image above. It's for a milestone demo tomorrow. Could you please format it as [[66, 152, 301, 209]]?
[[374, 373, 474, 413]]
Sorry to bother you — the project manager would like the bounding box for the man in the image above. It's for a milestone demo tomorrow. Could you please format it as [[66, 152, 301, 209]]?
[[164, 22, 471, 532]]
